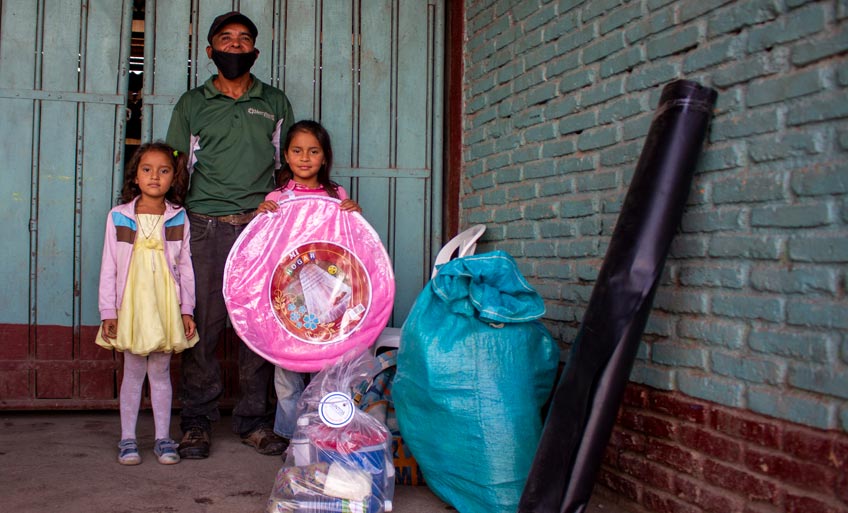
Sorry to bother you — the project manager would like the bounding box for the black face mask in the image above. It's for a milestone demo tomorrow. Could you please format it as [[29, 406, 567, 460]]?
[[211, 49, 257, 79]]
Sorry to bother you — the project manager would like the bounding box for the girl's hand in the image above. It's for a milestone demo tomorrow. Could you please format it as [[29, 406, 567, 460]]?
[[257, 200, 279, 213], [339, 199, 362, 213], [182, 314, 197, 339], [101, 319, 118, 340]]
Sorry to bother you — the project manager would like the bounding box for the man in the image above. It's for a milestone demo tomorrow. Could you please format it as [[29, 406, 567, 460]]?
[[166, 11, 293, 459]]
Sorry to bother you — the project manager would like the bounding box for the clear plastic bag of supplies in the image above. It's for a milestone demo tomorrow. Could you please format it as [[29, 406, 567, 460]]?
[[268, 350, 395, 513]]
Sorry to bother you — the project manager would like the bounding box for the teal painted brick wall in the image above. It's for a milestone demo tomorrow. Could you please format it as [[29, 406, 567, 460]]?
[[462, 0, 848, 433]]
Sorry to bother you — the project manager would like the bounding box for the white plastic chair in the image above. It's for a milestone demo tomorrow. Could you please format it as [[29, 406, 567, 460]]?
[[430, 224, 486, 279], [372, 224, 487, 354]]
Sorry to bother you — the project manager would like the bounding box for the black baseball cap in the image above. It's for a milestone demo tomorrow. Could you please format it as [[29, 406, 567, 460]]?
[[207, 11, 258, 44]]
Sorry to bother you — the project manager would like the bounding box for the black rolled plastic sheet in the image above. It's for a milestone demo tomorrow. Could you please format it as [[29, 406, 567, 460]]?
[[518, 80, 717, 513]]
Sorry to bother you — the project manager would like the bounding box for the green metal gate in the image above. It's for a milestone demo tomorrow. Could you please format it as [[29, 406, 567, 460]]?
[[0, 0, 444, 408]]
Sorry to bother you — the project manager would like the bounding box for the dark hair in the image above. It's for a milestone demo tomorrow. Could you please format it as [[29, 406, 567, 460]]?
[[120, 141, 189, 205], [274, 120, 340, 199]]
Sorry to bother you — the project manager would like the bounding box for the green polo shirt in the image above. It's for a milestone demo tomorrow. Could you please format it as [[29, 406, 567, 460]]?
[[166, 75, 294, 216]]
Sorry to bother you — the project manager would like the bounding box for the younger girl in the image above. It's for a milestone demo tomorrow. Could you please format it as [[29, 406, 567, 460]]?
[[96, 141, 199, 465], [256, 120, 361, 446]]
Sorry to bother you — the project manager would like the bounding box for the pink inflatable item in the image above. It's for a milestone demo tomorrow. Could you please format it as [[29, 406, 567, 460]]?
[[223, 196, 395, 372]]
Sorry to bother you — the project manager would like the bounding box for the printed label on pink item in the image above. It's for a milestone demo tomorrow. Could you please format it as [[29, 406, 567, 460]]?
[[270, 241, 371, 344]]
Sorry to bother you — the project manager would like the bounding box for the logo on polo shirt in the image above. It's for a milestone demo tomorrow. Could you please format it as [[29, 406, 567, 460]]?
[[247, 107, 275, 121]]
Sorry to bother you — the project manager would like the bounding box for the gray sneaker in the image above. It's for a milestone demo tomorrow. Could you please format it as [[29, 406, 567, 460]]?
[[118, 438, 141, 465], [154, 438, 180, 465]]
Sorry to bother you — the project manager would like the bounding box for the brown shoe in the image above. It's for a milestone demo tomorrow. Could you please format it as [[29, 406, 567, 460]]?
[[178, 426, 210, 459], [241, 427, 289, 456]]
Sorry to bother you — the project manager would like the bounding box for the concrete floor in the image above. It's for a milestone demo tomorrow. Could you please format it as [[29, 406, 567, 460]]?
[[0, 411, 630, 513]]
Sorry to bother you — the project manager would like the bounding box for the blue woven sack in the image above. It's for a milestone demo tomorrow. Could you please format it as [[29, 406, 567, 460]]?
[[393, 250, 558, 513]]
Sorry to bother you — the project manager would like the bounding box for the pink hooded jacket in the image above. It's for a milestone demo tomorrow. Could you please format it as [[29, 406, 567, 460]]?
[[98, 197, 196, 320]]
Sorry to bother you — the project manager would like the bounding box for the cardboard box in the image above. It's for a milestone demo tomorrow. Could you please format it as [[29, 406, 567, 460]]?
[[392, 435, 425, 486]]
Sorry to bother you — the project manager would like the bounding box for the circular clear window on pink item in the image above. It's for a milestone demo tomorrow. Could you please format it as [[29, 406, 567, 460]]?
[[269, 241, 371, 344]]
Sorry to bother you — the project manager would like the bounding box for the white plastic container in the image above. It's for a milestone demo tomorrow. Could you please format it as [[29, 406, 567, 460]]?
[[291, 416, 315, 466]]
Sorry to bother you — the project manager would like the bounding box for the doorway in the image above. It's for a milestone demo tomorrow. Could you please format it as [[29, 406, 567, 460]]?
[[0, 0, 446, 409]]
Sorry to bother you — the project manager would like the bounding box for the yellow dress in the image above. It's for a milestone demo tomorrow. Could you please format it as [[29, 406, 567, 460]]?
[[95, 214, 199, 355]]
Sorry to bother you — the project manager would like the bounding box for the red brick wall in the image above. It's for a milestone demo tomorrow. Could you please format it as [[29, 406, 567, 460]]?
[[596, 384, 848, 513], [0, 323, 243, 409]]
